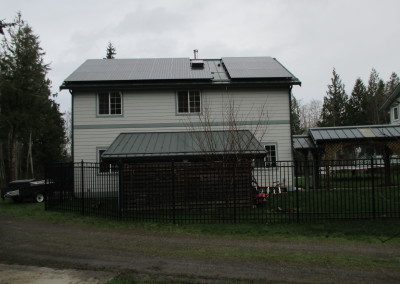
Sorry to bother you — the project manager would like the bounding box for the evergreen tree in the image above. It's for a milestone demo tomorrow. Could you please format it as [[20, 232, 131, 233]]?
[[384, 72, 399, 97], [0, 13, 66, 182], [345, 78, 368, 125], [105, 42, 116, 59], [290, 95, 304, 134], [366, 69, 387, 124], [318, 68, 348, 127]]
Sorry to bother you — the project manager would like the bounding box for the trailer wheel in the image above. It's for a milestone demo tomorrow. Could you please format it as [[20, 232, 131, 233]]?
[[35, 193, 44, 203]]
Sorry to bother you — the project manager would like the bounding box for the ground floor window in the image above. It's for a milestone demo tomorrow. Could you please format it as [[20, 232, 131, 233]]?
[[264, 144, 277, 167], [254, 144, 277, 167], [98, 149, 117, 173]]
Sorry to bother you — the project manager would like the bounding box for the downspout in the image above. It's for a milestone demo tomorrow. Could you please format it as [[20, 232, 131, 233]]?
[[69, 89, 74, 163], [288, 85, 294, 160]]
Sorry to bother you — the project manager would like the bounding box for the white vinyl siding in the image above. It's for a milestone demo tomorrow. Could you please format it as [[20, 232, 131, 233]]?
[[72, 88, 292, 162]]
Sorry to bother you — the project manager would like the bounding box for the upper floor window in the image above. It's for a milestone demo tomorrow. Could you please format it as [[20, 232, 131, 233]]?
[[394, 107, 399, 120], [177, 90, 201, 114], [98, 92, 122, 115]]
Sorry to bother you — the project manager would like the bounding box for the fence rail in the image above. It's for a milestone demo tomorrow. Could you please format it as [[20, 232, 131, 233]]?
[[45, 158, 400, 223]]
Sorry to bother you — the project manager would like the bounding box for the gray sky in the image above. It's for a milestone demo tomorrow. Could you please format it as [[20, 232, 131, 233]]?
[[2, 0, 399, 114]]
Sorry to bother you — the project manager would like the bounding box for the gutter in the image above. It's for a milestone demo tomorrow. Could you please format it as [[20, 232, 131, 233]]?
[[60, 79, 301, 92]]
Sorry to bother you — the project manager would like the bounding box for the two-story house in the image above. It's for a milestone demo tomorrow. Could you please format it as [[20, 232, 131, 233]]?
[[381, 83, 400, 125], [60, 56, 301, 165]]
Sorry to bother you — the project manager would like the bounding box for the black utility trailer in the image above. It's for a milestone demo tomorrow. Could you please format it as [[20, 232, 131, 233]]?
[[1, 179, 48, 203]]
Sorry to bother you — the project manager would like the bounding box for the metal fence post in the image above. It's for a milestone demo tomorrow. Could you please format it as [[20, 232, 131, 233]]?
[[171, 160, 176, 224], [81, 160, 84, 215], [233, 163, 237, 223], [118, 160, 124, 219], [295, 160, 300, 223], [44, 164, 49, 211], [371, 157, 376, 219]]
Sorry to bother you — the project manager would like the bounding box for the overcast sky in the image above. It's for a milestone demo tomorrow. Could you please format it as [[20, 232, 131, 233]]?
[[2, 0, 399, 114]]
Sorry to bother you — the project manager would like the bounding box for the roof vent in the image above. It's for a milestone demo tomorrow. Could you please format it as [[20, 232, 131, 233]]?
[[191, 59, 204, 68], [191, 49, 204, 68]]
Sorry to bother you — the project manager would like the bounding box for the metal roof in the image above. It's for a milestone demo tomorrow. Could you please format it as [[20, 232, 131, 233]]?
[[292, 135, 316, 150], [309, 125, 400, 143], [102, 130, 266, 161], [221, 57, 298, 81], [63, 58, 214, 82], [381, 83, 400, 111], [60, 57, 301, 90]]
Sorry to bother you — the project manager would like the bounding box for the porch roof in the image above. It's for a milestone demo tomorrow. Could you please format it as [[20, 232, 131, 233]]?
[[102, 130, 266, 162], [309, 125, 400, 144]]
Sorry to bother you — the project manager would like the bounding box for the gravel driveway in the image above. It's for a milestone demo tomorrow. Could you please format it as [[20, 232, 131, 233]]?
[[1, 213, 400, 283]]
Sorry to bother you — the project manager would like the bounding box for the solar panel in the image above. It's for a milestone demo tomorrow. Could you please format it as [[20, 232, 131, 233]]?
[[222, 57, 295, 79], [64, 58, 213, 82]]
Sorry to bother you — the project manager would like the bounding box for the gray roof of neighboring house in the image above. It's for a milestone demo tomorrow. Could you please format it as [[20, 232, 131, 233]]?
[[309, 125, 400, 143], [381, 83, 400, 110], [292, 124, 400, 152], [60, 56, 300, 90], [102, 130, 266, 162]]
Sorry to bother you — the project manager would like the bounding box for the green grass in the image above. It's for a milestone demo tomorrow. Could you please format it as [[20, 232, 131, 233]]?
[[296, 169, 400, 188], [43, 185, 400, 225], [1, 198, 400, 244], [107, 273, 257, 284]]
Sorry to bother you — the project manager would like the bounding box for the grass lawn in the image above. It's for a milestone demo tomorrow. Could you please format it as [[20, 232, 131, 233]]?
[[1, 198, 400, 244]]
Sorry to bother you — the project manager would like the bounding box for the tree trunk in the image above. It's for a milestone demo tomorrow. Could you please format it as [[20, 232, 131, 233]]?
[[26, 132, 34, 178], [0, 142, 5, 187], [8, 129, 18, 181]]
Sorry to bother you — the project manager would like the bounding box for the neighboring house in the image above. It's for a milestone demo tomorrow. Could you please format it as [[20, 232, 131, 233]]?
[[60, 56, 301, 165], [381, 83, 400, 125]]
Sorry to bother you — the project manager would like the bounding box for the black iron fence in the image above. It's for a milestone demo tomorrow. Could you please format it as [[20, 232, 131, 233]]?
[[45, 158, 400, 223]]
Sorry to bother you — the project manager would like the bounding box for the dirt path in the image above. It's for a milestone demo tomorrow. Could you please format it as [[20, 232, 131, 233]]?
[[1, 213, 400, 283], [0, 264, 115, 284]]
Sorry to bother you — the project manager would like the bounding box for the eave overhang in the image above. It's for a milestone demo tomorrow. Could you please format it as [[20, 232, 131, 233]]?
[[60, 78, 301, 92]]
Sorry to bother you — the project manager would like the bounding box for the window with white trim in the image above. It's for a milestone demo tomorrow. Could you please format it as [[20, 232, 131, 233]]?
[[394, 107, 399, 120], [255, 144, 277, 167], [98, 92, 122, 115], [98, 149, 117, 173], [177, 90, 201, 114], [264, 145, 277, 167]]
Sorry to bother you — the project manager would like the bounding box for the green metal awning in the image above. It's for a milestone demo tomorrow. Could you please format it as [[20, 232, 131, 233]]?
[[102, 130, 266, 162], [309, 125, 400, 144]]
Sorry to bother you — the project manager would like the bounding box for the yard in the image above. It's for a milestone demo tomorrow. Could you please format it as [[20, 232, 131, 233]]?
[[45, 185, 400, 224], [1, 200, 400, 283], [44, 160, 400, 224]]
